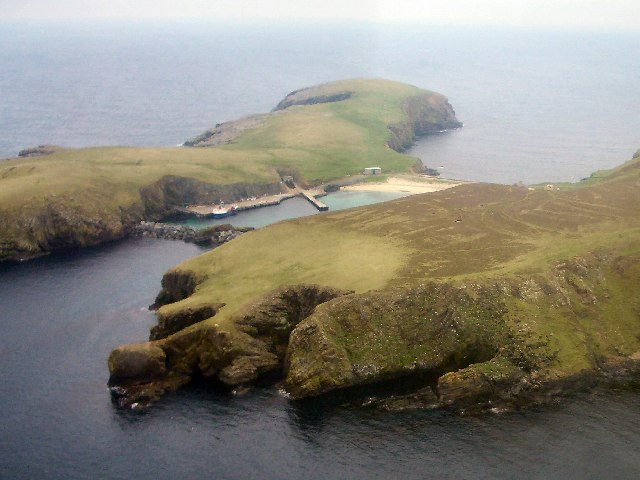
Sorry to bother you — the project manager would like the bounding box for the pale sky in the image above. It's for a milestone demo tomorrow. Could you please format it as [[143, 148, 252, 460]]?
[[2, 0, 639, 30]]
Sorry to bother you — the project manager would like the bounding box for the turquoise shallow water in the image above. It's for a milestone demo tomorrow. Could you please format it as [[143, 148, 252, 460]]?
[[179, 190, 410, 229]]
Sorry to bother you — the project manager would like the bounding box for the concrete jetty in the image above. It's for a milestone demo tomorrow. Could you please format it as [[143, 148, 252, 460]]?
[[178, 183, 329, 219], [300, 189, 328, 211]]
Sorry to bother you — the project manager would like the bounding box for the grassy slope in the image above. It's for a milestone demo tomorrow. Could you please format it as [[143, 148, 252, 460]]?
[[160, 153, 640, 379]]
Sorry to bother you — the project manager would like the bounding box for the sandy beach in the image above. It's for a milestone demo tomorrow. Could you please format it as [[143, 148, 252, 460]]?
[[342, 176, 461, 194]]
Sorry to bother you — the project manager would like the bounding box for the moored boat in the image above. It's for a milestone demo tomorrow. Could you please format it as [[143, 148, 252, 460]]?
[[211, 208, 229, 218]]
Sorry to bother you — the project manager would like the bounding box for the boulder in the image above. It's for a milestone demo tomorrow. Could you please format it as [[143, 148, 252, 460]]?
[[108, 343, 168, 385], [150, 303, 224, 340]]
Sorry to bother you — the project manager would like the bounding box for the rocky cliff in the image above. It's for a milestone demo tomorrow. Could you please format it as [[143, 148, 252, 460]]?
[[109, 284, 351, 408], [0, 195, 144, 262], [139, 176, 285, 220], [387, 94, 462, 152], [0, 175, 282, 262], [109, 250, 640, 412], [272, 89, 353, 111]]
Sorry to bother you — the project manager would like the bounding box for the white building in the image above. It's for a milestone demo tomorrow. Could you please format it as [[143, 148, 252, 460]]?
[[363, 167, 382, 175]]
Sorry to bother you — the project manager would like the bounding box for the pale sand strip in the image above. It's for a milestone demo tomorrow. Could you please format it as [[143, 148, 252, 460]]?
[[342, 176, 461, 194]]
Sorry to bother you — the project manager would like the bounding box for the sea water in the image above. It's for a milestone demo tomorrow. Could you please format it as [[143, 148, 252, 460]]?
[[179, 191, 410, 229], [1, 22, 640, 479]]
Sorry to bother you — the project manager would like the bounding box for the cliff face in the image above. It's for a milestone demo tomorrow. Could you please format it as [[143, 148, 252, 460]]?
[[109, 249, 640, 412], [387, 94, 462, 152], [0, 175, 284, 263], [282, 251, 640, 411], [284, 283, 522, 400], [108, 284, 351, 408], [182, 114, 271, 147], [272, 90, 353, 111], [0, 198, 144, 262], [139, 176, 285, 220]]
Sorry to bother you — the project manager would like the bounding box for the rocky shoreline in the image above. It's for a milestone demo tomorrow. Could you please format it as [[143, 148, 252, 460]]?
[[108, 276, 640, 413], [129, 221, 253, 246]]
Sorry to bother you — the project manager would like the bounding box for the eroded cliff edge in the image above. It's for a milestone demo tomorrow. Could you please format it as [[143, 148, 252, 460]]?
[[109, 252, 640, 411]]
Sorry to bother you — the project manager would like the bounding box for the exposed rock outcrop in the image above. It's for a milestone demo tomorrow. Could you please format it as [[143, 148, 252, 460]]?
[[108, 284, 352, 408], [235, 285, 354, 362], [272, 90, 353, 111], [17, 145, 61, 157], [150, 269, 201, 310], [108, 343, 168, 385], [129, 222, 252, 245], [387, 94, 462, 152], [183, 114, 271, 147], [150, 303, 225, 340], [284, 283, 533, 402]]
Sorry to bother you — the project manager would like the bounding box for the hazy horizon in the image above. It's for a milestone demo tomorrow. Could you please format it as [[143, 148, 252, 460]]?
[[3, 0, 640, 31]]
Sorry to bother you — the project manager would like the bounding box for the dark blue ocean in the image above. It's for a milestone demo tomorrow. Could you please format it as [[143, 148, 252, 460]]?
[[1, 21, 640, 479]]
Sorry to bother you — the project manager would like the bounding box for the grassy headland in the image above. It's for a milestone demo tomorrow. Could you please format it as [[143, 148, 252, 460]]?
[[0, 79, 461, 261], [109, 152, 640, 411]]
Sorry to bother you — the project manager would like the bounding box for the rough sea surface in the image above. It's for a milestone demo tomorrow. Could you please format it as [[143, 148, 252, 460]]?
[[1, 22, 639, 479]]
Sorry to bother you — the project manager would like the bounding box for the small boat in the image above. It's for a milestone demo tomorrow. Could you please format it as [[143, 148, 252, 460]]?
[[211, 207, 229, 219]]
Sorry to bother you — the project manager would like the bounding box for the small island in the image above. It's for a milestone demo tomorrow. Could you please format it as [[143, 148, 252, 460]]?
[[0, 79, 461, 262]]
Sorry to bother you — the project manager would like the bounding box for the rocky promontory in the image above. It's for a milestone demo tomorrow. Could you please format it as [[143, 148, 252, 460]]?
[[109, 250, 640, 412], [109, 284, 352, 408], [387, 93, 462, 152], [107, 152, 640, 412]]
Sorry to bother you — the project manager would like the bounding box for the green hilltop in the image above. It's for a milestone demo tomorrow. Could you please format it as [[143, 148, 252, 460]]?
[[0, 79, 460, 262]]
